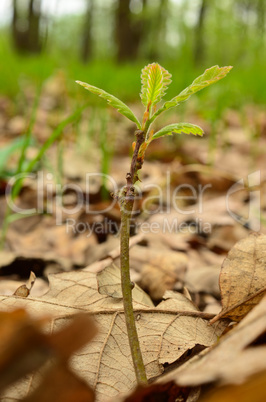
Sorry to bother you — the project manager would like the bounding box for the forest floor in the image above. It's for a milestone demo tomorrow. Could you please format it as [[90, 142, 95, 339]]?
[[0, 74, 266, 401]]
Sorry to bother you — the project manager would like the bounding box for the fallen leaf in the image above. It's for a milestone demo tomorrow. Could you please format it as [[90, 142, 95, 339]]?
[[211, 232, 266, 323], [199, 369, 266, 402], [22, 363, 95, 402], [157, 295, 266, 388], [111, 384, 200, 402], [0, 309, 97, 394], [184, 266, 220, 298], [115, 382, 199, 402], [127, 246, 187, 299], [97, 264, 154, 307], [0, 267, 224, 401]]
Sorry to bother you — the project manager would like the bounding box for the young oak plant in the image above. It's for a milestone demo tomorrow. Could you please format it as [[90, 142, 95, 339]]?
[[76, 63, 232, 385]]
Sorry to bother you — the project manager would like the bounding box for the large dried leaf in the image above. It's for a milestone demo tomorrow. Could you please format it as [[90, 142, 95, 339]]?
[[96, 264, 154, 307], [211, 232, 266, 323], [0, 309, 96, 397], [23, 363, 95, 402], [158, 295, 266, 388], [127, 245, 188, 300], [0, 267, 225, 401]]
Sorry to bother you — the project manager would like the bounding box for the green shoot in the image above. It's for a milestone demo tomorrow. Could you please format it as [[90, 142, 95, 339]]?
[[76, 62, 232, 385]]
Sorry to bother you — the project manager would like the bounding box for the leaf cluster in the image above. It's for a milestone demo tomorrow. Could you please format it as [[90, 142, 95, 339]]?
[[76, 64, 232, 147]]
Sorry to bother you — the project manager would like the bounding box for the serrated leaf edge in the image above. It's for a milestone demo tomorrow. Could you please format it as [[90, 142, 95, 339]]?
[[152, 123, 204, 140], [140, 63, 172, 108]]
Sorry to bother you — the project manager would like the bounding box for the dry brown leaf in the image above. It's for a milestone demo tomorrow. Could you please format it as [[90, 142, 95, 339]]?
[[111, 384, 201, 402], [115, 382, 199, 402], [0, 267, 224, 401], [211, 232, 266, 323], [128, 246, 187, 299], [97, 264, 153, 307], [0, 309, 97, 393], [157, 295, 266, 388], [184, 266, 221, 298], [199, 370, 266, 402], [22, 363, 95, 402]]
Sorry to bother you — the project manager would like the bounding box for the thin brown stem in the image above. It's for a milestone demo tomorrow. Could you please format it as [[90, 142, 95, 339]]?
[[119, 130, 147, 385]]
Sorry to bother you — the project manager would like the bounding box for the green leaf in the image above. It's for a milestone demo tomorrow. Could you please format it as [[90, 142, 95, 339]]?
[[146, 65, 232, 129], [165, 65, 232, 108], [76, 81, 141, 129], [152, 123, 204, 140], [140, 63, 172, 107]]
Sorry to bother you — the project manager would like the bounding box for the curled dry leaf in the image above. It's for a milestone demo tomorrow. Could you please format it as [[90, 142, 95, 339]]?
[[211, 232, 266, 323], [13, 271, 36, 298], [0, 268, 225, 401], [157, 295, 266, 389]]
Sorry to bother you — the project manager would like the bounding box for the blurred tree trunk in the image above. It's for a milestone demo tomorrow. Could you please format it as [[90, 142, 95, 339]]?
[[148, 0, 168, 60], [115, 0, 146, 62], [194, 0, 208, 65], [12, 0, 44, 54], [81, 0, 94, 63], [257, 0, 265, 36]]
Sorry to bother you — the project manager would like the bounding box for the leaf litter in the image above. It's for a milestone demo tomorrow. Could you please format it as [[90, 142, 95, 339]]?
[[1, 84, 266, 400], [0, 264, 226, 401]]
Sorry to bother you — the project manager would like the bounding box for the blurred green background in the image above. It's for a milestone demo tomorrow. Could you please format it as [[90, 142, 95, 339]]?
[[0, 0, 265, 109]]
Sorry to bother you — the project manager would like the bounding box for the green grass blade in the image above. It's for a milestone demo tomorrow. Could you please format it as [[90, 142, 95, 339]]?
[[16, 87, 41, 175], [76, 81, 141, 129], [0, 137, 30, 173], [140, 63, 172, 107], [152, 123, 204, 140], [11, 103, 89, 200]]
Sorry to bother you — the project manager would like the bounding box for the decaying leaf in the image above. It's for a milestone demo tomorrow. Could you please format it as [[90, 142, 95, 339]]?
[[111, 384, 201, 402], [0, 309, 97, 398], [96, 264, 153, 307], [0, 267, 224, 401], [128, 246, 188, 300], [199, 370, 266, 402], [157, 295, 266, 389], [112, 381, 199, 402], [211, 232, 266, 323], [22, 363, 95, 402]]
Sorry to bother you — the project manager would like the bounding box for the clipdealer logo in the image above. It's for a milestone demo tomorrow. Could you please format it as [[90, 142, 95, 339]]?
[[5, 170, 263, 233]]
